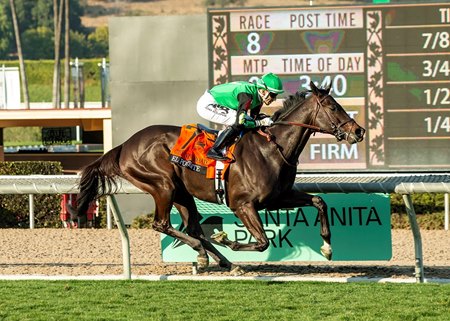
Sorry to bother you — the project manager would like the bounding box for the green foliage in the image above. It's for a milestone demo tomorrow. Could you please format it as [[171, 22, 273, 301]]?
[[391, 193, 445, 214], [87, 26, 109, 57], [69, 30, 90, 58], [0, 0, 105, 60], [13, 26, 108, 60], [0, 58, 105, 102], [29, 0, 53, 29], [22, 27, 54, 59], [131, 212, 154, 229], [3, 126, 42, 146], [0, 161, 63, 228], [391, 212, 445, 230], [94, 196, 107, 228], [0, 3, 13, 57]]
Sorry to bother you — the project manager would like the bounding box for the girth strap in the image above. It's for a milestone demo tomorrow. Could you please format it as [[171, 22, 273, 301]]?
[[214, 161, 227, 205]]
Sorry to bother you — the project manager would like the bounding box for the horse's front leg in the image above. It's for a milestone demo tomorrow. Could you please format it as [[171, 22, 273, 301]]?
[[267, 189, 332, 260], [212, 202, 269, 252]]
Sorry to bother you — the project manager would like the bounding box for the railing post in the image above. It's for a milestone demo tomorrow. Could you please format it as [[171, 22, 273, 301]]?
[[28, 194, 34, 229], [106, 197, 113, 230], [1, 64, 6, 108], [445, 193, 449, 231], [402, 194, 424, 283], [107, 195, 131, 280]]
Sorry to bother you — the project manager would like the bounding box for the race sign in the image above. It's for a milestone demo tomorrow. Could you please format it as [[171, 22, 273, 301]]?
[[161, 194, 391, 262], [207, 3, 450, 171]]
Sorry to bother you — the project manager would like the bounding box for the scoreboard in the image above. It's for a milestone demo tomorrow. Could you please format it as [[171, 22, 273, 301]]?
[[207, 3, 450, 172]]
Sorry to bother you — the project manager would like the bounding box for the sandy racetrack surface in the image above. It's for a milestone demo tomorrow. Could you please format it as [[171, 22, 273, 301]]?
[[0, 229, 448, 279]]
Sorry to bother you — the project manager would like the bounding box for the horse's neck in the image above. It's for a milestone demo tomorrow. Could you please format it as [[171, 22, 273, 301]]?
[[273, 99, 315, 161]]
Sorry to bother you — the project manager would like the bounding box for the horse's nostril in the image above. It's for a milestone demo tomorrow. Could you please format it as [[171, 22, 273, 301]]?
[[355, 128, 365, 138]]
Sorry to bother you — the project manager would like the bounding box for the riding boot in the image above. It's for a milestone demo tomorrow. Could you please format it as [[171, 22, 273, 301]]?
[[207, 126, 239, 161]]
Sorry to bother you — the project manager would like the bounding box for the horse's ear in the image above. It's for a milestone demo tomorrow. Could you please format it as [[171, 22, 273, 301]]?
[[310, 81, 320, 96]]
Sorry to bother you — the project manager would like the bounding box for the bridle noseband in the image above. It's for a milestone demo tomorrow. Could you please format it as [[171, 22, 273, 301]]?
[[312, 95, 355, 141]]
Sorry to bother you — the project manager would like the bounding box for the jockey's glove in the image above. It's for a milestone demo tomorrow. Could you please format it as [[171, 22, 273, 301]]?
[[238, 113, 257, 128], [256, 117, 274, 127]]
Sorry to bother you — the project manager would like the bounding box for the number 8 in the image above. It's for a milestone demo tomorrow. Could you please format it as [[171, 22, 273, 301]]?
[[247, 32, 260, 54]]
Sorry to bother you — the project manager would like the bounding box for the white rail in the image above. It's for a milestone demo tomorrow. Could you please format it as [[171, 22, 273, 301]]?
[[0, 173, 449, 282], [0, 175, 138, 279]]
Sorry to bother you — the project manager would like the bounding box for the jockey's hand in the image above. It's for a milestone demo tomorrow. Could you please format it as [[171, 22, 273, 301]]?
[[257, 117, 274, 127], [238, 113, 247, 125], [239, 113, 258, 128]]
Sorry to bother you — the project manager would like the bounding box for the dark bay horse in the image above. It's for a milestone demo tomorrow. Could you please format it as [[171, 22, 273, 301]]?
[[77, 81, 365, 274]]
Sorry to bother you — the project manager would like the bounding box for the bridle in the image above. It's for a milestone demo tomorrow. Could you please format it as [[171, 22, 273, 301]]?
[[274, 94, 356, 141], [260, 93, 356, 167]]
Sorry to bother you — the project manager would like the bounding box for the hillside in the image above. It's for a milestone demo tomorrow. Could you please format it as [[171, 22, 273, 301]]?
[[82, 0, 360, 28]]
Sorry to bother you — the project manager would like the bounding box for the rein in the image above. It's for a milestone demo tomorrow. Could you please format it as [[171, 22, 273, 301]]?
[[273, 120, 330, 134], [256, 129, 298, 168], [273, 94, 355, 139], [272, 95, 331, 133], [261, 92, 354, 167]]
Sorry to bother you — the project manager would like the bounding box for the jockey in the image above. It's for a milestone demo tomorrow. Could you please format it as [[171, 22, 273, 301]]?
[[196, 72, 284, 161]]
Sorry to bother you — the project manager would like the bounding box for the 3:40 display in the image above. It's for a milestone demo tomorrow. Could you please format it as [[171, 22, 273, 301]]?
[[299, 75, 347, 96]]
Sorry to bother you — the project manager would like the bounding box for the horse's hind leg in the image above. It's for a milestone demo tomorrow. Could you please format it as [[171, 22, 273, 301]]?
[[151, 195, 210, 264], [174, 199, 233, 271], [121, 176, 210, 263]]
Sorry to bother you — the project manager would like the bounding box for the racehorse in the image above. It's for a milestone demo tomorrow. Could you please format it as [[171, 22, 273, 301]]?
[[77, 81, 365, 274]]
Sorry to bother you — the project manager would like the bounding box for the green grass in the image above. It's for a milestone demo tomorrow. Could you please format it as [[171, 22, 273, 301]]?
[[28, 83, 102, 102], [1, 59, 105, 102], [0, 280, 448, 320]]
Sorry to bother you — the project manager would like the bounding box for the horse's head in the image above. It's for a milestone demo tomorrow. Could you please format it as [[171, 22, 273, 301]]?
[[308, 81, 365, 144]]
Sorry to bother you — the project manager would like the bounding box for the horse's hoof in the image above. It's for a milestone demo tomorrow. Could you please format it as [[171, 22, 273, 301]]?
[[219, 260, 232, 269], [230, 264, 245, 276], [197, 255, 209, 270], [211, 231, 228, 244], [320, 246, 333, 261]]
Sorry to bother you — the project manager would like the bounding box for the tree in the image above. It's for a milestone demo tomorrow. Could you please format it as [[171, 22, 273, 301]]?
[[63, 0, 69, 108], [9, 0, 29, 108], [21, 27, 53, 59], [52, 0, 63, 108], [88, 26, 109, 58], [0, 2, 13, 58]]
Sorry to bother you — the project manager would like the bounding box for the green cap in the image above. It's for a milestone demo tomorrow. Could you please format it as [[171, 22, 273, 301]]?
[[256, 73, 284, 94]]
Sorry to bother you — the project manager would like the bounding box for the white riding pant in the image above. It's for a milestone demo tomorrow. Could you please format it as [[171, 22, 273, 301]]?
[[196, 90, 237, 126]]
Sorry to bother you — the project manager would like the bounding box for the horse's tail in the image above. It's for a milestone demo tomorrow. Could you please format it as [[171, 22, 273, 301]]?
[[77, 145, 123, 216]]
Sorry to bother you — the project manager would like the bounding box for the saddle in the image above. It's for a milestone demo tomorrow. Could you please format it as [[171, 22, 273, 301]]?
[[169, 124, 236, 180]]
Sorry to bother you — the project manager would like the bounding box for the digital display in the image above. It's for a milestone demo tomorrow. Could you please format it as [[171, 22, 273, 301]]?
[[208, 3, 450, 172]]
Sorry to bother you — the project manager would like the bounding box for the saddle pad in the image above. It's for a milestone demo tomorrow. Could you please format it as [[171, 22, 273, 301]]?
[[169, 124, 235, 179]]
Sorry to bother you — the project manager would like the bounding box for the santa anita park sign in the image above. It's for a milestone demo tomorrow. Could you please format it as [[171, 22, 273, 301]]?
[[162, 193, 392, 262]]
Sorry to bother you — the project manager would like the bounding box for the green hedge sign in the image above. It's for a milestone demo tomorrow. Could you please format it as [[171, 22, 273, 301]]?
[[162, 193, 391, 262]]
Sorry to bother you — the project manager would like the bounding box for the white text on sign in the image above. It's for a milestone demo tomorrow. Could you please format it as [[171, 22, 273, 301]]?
[[230, 8, 363, 31], [231, 53, 364, 75]]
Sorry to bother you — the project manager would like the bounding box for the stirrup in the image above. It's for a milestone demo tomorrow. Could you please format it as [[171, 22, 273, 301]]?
[[207, 149, 230, 161]]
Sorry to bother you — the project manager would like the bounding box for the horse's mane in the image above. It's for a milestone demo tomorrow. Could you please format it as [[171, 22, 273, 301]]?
[[272, 90, 309, 122]]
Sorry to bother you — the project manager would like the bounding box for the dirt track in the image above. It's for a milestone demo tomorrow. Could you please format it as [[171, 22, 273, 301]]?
[[0, 229, 448, 279]]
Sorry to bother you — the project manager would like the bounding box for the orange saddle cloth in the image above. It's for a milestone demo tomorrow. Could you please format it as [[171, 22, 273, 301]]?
[[169, 124, 235, 179]]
